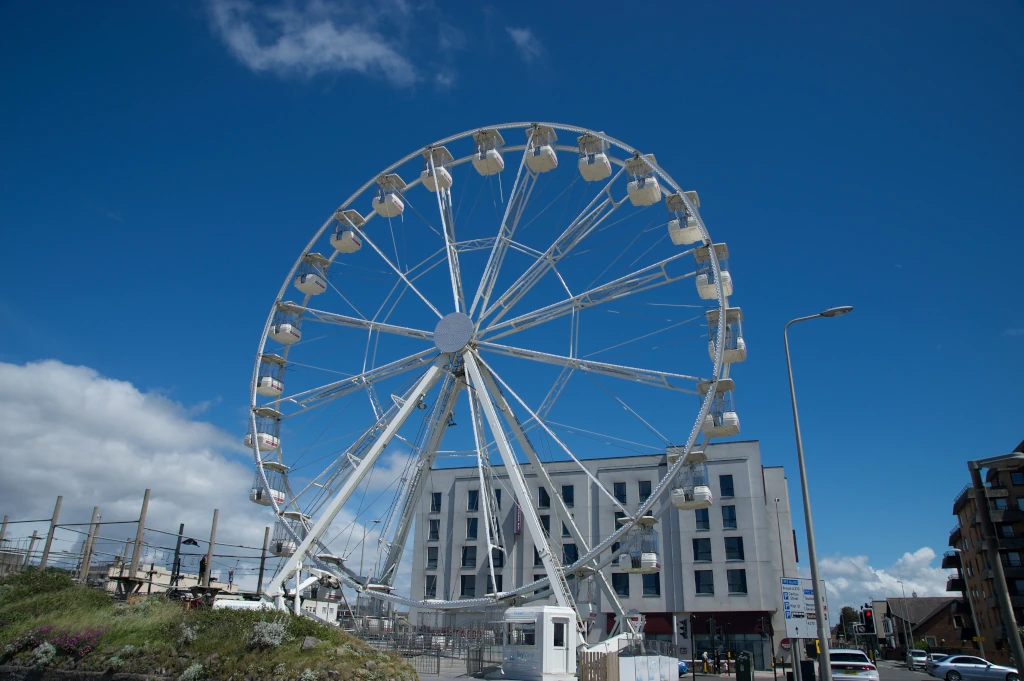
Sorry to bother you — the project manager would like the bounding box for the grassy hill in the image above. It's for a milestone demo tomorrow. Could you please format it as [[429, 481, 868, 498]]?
[[0, 570, 417, 681]]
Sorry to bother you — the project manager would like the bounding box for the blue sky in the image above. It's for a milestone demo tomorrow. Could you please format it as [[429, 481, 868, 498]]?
[[1, 1, 1023, 606]]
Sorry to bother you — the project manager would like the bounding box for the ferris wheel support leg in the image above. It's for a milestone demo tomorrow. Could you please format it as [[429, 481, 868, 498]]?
[[462, 352, 573, 611], [471, 352, 636, 636], [264, 360, 448, 600]]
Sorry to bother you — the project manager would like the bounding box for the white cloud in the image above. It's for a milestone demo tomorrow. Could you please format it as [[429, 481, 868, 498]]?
[[506, 26, 543, 63], [208, 0, 418, 87], [818, 547, 952, 609]]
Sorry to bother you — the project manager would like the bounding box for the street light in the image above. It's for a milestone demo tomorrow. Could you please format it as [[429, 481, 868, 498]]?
[[968, 451, 1024, 668], [784, 305, 854, 681], [897, 580, 915, 651]]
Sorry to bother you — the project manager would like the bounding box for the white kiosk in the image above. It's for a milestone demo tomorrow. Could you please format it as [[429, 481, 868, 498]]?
[[502, 606, 577, 681]]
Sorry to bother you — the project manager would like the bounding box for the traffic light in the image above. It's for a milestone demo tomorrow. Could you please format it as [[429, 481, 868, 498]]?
[[863, 608, 875, 634]]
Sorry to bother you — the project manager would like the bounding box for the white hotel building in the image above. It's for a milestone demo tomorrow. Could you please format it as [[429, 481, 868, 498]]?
[[408, 440, 797, 668]]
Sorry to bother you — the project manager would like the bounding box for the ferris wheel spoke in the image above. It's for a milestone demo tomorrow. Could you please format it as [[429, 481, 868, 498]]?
[[469, 143, 539, 319], [265, 358, 449, 599], [467, 389, 502, 595], [349, 224, 444, 319], [297, 305, 434, 342], [480, 250, 697, 342], [424, 155, 467, 313], [476, 340, 707, 393], [275, 348, 438, 417], [480, 165, 627, 328], [462, 352, 575, 612]]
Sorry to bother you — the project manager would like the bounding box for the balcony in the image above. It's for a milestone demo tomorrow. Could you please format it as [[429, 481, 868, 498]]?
[[953, 484, 1012, 514], [953, 485, 971, 513], [1002, 564, 1024, 579], [987, 594, 1024, 609], [949, 524, 962, 547], [997, 536, 1024, 550], [942, 551, 961, 569], [946, 575, 966, 592]]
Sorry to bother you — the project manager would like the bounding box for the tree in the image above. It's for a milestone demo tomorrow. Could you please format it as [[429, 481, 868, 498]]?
[[840, 606, 860, 631]]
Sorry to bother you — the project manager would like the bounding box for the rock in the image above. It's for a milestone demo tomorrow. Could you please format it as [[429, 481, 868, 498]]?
[[365, 661, 376, 670], [205, 653, 221, 666], [302, 636, 322, 651], [336, 647, 348, 656], [103, 647, 117, 655]]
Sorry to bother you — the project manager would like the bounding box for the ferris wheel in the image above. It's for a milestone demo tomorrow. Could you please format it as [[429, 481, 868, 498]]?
[[246, 122, 746, 631]]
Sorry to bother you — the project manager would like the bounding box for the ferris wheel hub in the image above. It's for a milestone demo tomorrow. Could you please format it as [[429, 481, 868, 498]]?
[[433, 312, 474, 353]]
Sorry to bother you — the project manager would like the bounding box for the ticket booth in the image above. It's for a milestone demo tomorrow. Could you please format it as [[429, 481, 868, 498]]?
[[502, 606, 577, 681]]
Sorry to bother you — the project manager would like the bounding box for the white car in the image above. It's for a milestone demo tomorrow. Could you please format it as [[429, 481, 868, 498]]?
[[908, 650, 930, 671], [829, 649, 880, 681]]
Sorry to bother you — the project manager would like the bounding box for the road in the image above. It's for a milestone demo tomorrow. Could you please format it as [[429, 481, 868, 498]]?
[[876, 660, 932, 681]]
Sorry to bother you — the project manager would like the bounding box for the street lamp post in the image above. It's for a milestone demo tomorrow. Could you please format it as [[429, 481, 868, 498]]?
[[784, 305, 854, 681], [968, 452, 1024, 668], [897, 580, 915, 650]]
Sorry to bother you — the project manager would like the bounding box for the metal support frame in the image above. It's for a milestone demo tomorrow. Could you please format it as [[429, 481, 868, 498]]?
[[265, 359, 447, 601]]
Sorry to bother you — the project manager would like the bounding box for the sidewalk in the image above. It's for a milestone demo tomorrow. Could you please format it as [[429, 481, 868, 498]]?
[[688, 668, 787, 680]]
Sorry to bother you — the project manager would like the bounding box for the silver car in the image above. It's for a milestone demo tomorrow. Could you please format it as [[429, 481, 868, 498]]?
[[928, 654, 1019, 681]]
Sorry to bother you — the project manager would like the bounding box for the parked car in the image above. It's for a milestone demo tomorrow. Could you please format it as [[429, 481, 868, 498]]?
[[908, 650, 930, 670], [927, 655, 951, 674], [928, 654, 1019, 681], [829, 649, 880, 681], [679, 659, 689, 676]]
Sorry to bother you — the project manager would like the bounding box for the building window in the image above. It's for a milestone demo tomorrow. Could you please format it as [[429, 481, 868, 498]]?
[[1018, 498, 1024, 511], [1005, 552, 1023, 568], [994, 498, 1008, 510], [563, 544, 579, 564], [696, 508, 710, 531], [612, 511, 625, 553], [553, 621, 565, 648], [693, 538, 712, 562], [720, 475, 735, 498], [562, 485, 575, 508], [926, 637, 936, 647], [467, 517, 478, 539], [534, 574, 549, 594], [492, 547, 505, 568], [461, 574, 476, 598], [643, 573, 661, 596], [430, 492, 442, 513], [425, 575, 437, 599], [1012, 473, 1024, 486], [727, 569, 748, 594], [487, 574, 503, 594], [428, 519, 440, 541], [614, 482, 627, 504], [535, 547, 543, 567], [1014, 580, 1024, 595], [539, 487, 550, 508], [462, 546, 477, 568], [725, 537, 745, 561], [427, 546, 438, 569], [540, 514, 551, 536], [495, 488, 501, 509], [612, 573, 629, 596], [695, 570, 714, 595], [722, 505, 737, 529], [639, 481, 652, 503], [562, 522, 571, 537], [467, 490, 479, 512], [1000, 524, 1015, 538]]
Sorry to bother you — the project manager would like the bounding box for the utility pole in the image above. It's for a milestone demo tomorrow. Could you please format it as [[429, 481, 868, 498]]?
[[256, 526, 270, 594], [39, 495, 63, 569], [128, 489, 150, 580], [23, 531, 39, 568], [0, 515, 8, 548]]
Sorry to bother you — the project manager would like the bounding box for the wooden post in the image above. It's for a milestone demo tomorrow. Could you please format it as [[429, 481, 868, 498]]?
[[39, 495, 63, 569], [78, 507, 100, 580], [203, 509, 218, 588], [0, 515, 8, 547], [170, 523, 185, 587], [128, 489, 150, 580], [23, 530, 39, 567], [256, 526, 270, 594]]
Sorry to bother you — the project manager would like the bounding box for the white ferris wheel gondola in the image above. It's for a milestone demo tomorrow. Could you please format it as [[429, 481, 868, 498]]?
[[245, 122, 740, 631], [706, 307, 746, 364]]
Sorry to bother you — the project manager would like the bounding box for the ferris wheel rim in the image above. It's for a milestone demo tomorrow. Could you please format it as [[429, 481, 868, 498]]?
[[246, 121, 732, 611]]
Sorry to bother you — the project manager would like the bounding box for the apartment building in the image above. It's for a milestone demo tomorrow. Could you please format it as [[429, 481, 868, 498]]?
[[408, 440, 797, 669]]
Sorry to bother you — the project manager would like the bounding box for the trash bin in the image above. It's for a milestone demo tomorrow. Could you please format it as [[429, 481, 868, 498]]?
[[736, 652, 753, 681], [800, 659, 816, 681]]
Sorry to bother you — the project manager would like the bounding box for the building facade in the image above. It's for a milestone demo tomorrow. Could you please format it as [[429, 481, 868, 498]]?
[[947, 443, 1024, 665], [408, 440, 797, 668]]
